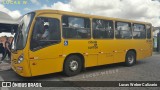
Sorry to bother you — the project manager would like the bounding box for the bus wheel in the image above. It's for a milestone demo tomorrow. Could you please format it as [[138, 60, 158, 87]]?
[[63, 55, 82, 76], [125, 51, 136, 66]]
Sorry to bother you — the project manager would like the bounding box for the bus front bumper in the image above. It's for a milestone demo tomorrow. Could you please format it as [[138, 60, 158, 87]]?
[[11, 63, 32, 77]]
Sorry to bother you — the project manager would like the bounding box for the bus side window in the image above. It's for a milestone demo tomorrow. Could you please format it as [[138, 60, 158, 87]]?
[[133, 24, 146, 39], [30, 17, 60, 50], [62, 15, 91, 39], [93, 19, 114, 39], [115, 22, 132, 39]]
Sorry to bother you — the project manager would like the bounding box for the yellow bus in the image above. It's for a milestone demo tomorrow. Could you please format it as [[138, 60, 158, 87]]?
[[11, 10, 153, 77]]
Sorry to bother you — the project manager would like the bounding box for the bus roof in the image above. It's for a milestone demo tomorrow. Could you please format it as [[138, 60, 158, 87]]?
[[34, 9, 151, 25]]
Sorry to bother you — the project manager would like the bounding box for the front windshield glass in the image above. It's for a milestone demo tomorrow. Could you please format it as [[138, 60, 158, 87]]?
[[12, 13, 35, 50]]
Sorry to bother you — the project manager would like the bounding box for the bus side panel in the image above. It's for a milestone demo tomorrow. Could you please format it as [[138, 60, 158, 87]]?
[[63, 40, 98, 68], [97, 40, 114, 65], [113, 39, 150, 63], [136, 39, 153, 60], [29, 58, 64, 76], [29, 43, 64, 76], [113, 40, 128, 63], [145, 39, 153, 57]]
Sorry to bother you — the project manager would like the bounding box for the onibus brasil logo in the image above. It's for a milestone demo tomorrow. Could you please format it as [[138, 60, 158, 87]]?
[[1, 0, 28, 5]]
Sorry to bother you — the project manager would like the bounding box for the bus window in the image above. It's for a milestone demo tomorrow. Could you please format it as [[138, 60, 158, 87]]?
[[30, 17, 60, 50], [146, 25, 151, 39], [62, 16, 91, 39], [92, 19, 114, 39], [115, 22, 132, 39], [133, 24, 146, 39]]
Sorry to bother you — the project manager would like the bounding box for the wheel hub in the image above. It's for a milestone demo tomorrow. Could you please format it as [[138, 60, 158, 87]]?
[[128, 55, 134, 64], [69, 60, 78, 71]]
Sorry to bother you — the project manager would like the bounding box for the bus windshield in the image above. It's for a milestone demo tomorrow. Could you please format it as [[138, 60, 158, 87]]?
[[11, 12, 35, 51]]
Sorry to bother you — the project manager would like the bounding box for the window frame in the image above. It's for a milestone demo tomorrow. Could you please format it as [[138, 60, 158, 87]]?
[[92, 18, 114, 39], [62, 15, 91, 40], [30, 16, 61, 51], [115, 21, 132, 39]]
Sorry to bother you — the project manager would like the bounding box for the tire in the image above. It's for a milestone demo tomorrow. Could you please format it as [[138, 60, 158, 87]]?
[[63, 55, 82, 76], [125, 51, 136, 66]]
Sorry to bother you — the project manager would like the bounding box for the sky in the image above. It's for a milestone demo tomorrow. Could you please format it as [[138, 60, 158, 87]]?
[[0, 0, 160, 27]]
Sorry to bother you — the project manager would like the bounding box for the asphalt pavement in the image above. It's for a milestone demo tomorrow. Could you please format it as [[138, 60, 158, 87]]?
[[0, 53, 160, 90]]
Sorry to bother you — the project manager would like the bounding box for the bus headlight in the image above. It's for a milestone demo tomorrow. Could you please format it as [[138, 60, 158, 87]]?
[[18, 54, 24, 64]]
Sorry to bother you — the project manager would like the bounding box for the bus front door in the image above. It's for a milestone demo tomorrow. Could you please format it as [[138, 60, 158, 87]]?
[[29, 14, 63, 76]]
